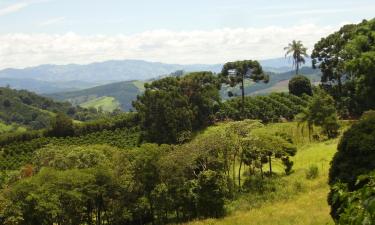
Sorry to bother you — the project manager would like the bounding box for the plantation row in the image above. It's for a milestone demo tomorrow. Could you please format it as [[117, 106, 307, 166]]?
[[0, 112, 139, 147], [217, 93, 310, 122], [0, 127, 140, 170]]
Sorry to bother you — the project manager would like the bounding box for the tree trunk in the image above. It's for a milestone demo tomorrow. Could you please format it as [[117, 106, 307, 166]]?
[[241, 73, 245, 118], [238, 157, 243, 188], [260, 163, 264, 179], [232, 154, 236, 190], [296, 62, 299, 75], [268, 155, 272, 177]]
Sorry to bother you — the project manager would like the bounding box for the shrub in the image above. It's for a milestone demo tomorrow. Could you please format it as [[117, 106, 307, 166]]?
[[328, 110, 375, 220], [288, 75, 313, 97], [306, 164, 319, 179]]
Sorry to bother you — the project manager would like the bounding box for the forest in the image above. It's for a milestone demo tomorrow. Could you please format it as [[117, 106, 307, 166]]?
[[0, 18, 374, 225]]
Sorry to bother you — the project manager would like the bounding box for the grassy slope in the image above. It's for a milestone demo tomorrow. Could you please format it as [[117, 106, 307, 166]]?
[[46, 80, 142, 111], [80, 96, 120, 112], [187, 122, 337, 225]]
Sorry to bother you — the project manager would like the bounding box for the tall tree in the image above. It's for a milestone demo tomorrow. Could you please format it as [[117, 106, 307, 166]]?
[[284, 40, 308, 75], [220, 60, 268, 116], [312, 19, 375, 117]]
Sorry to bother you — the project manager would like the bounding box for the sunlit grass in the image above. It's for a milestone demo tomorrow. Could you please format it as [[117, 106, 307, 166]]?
[[185, 122, 338, 225], [80, 96, 120, 112]]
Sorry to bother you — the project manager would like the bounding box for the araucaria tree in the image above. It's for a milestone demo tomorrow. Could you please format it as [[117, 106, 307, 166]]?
[[284, 40, 308, 75], [220, 60, 269, 116]]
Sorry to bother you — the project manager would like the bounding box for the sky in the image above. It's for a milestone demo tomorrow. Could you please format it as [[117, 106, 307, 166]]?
[[0, 0, 374, 69]]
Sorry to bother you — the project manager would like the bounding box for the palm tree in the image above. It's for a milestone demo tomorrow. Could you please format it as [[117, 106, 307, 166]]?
[[284, 40, 308, 75]]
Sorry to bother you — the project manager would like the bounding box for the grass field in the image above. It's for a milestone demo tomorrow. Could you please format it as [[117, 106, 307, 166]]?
[[186, 122, 338, 225], [80, 96, 120, 112]]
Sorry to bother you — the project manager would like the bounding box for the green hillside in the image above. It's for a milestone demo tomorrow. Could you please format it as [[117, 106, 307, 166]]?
[[46, 67, 320, 112], [80, 96, 121, 112], [0, 87, 102, 130], [46, 80, 143, 111]]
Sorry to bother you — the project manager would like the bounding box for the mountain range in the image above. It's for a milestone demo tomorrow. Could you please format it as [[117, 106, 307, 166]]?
[[47, 67, 321, 111], [0, 57, 304, 94]]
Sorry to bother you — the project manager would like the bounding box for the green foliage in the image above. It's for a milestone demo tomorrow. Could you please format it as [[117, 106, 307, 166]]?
[[329, 111, 375, 187], [47, 113, 75, 137], [328, 111, 375, 220], [133, 72, 220, 144], [217, 93, 308, 122], [312, 18, 375, 117], [197, 170, 228, 218], [0, 87, 103, 130], [288, 75, 313, 96], [296, 88, 340, 138], [306, 164, 319, 180], [331, 172, 375, 225]]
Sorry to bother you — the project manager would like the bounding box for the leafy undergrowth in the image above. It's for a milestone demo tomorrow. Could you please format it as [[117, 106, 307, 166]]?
[[186, 139, 337, 225]]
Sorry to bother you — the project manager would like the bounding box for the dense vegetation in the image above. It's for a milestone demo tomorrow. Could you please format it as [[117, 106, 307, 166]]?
[[217, 92, 309, 123], [133, 72, 221, 144], [0, 18, 374, 225], [312, 18, 375, 117], [0, 87, 103, 129], [328, 111, 375, 221]]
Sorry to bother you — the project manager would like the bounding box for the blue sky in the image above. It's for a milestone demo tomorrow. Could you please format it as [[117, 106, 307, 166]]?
[[0, 0, 373, 68]]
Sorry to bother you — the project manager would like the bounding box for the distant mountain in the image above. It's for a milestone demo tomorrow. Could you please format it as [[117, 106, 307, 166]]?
[[47, 67, 321, 112], [0, 60, 222, 83], [0, 58, 307, 94], [0, 78, 100, 94]]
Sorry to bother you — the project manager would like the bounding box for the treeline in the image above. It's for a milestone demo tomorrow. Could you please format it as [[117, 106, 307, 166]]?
[[0, 120, 296, 225]]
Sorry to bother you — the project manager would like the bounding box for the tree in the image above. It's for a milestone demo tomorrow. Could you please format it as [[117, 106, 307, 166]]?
[[288, 75, 313, 96], [296, 88, 340, 139], [48, 113, 75, 137], [332, 171, 375, 225], [312, 19, 375, 117], [133, 77, 194, 144], [220, 60, 269, 116], [284, 40, 308, 75], [133, 72, 220, 144], [179, 72, 221, 129], [196, 170, 228, 218], [3, 99, 11, 107], [328, 111, 375, 220]]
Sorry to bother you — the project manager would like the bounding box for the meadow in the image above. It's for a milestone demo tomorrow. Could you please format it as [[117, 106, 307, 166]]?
[[186, 138, 337, 225]]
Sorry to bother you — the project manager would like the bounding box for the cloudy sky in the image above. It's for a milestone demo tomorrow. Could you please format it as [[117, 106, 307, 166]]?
[[0, 0, 373, 69]]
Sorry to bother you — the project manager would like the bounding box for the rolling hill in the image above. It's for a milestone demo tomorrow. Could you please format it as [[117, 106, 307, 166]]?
[[0, 87, 102, 130], [0, 58, 298, 94], [47, 67, 320, 111], [46, 80, 143, 111]]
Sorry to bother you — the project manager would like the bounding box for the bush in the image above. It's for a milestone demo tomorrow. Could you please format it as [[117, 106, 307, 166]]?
[[306, 164, 319, 179], [328, 110, 375, 220], [288, 75, 313, 97]]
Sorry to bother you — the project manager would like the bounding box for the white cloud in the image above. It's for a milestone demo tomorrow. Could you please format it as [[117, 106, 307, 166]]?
[[0, 24, 339, 69], [38, 16, 65, 26], [0, 2, 29, 16]]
